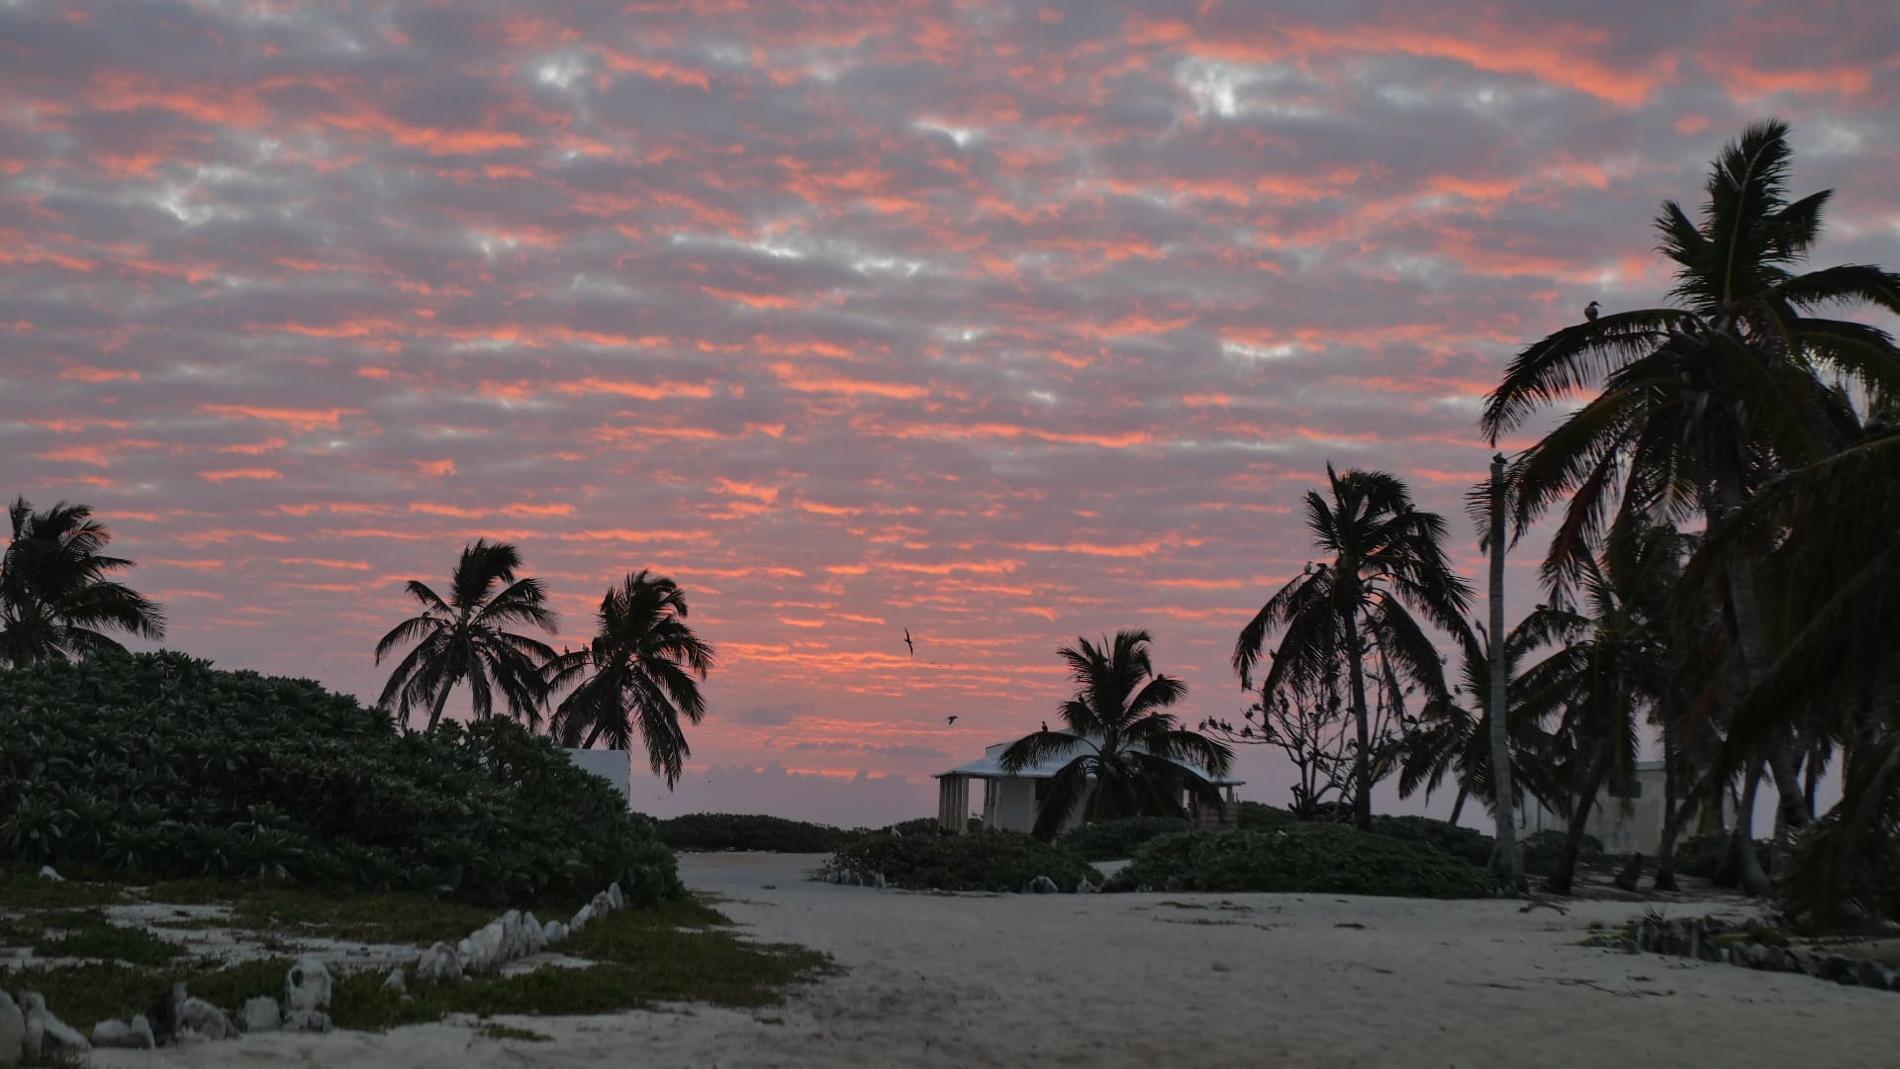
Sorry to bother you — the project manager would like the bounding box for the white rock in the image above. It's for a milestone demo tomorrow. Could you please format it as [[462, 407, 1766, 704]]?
[[542, 920, 568, 945], [383, 966, 407, 993], [19, 992, 90, 1057], [520, 912, 545, 954], [179, 997, 235, 1041], [0, 991, 25, 1069], [284, 958, 332, 1015], [569, 903, 594, 932], [239, 997, 282, 1033], [35, 866, 63, 882], [416, 942, 462, 984], [607, 882, 625, 910], [499, 910, 524, 960], [464, 920, 506, 973], [92, 1014, 156, 1050], [282, 1010, 332, 1034]]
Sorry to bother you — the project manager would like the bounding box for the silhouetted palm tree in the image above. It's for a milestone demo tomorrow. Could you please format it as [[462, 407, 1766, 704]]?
[[374, 540, 557, 731], [0, 498, 166, 667], [546, 570, 715, 787], [1001, 629, 1233, 840], [1234, 467, 1472, 830], [1484, 120, 1900, 834]]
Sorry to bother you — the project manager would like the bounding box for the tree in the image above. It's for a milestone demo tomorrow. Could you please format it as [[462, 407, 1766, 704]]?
[[1233, 467, 1472, 830], [374, 540, 558, 731], [546, 570, 716, 788], [1202, 663, 1391, 820], [1, 498, 165, 667], [1483, 119, 1900, 840], [1001, 629, 1233, 840]]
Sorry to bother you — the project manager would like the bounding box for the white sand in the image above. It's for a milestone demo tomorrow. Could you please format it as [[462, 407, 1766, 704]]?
[[92, 852, 1900, 1068]]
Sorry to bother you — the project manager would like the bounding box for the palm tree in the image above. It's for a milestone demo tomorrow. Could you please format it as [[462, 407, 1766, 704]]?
[[1483, 119, 1900, 836], [546, 570, 715, 787], [374, 540, 558, 731], [0, 498, 166, 666], [1001, 629, 1233, 841], [1234, 466, 1472, 830]]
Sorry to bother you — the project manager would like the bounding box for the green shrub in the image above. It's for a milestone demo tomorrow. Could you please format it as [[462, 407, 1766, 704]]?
[[1107, 825, 1495, 897], [0, 652, 678, 906], [1236, 801, 1297, 829], [656, 813, 858, 853], [1521, 829, 1604, 876], [825, 831, 1101, 893], [1369, 815, 1496, 868], [1059, 816, 1192, 861], [883, 816, 984, 837], [1672, 833, 1730, 879]]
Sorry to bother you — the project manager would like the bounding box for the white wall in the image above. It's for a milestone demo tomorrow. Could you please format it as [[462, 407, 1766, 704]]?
[[565, 748, 631, 805]]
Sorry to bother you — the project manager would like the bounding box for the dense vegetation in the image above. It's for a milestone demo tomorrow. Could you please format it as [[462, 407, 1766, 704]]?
[[1368, 815, 1497, 869], [0, 653, 678, 906], [656, 813, 859, 853], [1059, 816, 1192, 861], [1107, 825, 1494, 897], [825, 830, 1101, 893]]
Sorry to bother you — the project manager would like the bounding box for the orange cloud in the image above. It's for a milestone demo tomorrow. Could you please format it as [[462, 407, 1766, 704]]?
[[199, 468, 283, 482], [199, 404, 359, 431]]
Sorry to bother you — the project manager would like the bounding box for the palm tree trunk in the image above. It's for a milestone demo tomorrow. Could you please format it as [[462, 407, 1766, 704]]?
[[425, 683, 455, 732], [580, 722, 604, 749], [1652, 765, 1706, 892], [1341, 611, 1374, 832], [1718, 759, 1773, 897], [1547, 744, 1611, 895], [1448, 784, 1468, 826], [1483, 453, 1522, 890]]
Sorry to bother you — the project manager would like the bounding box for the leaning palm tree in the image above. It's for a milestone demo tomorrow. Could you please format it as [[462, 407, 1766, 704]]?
[[1483, 119, 1900, 835], [1001, 629, 1233, 841], [0, 498, 166, 666], [546, 570, 716, 788], [1234, 467, 1472, 830], [374, 540, 558, 731]]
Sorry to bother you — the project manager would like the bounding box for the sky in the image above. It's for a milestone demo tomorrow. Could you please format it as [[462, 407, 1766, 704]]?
[[4, 1, 1898, 828]]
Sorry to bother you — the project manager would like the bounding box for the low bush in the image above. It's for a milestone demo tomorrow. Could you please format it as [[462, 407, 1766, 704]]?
[[1672, 833, 1730, 879], [1369, 815, 1497, 868], [1236, 801, 1298, 829], [0, 652, 678, 906], [655, 813, 858, 853], [1059, 816, 1192, 861], [1521, 829, 1605, 876], [883, 816, 985, 837], [1107, 825, 1495, 897], [825, 830, 1101, 893]]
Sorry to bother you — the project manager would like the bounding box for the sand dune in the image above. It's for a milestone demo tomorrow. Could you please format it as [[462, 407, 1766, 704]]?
[[95, 852, 1900, 1068]]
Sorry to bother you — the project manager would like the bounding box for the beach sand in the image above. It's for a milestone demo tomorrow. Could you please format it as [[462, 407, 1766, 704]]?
[[93, 852, 1900, 1068]]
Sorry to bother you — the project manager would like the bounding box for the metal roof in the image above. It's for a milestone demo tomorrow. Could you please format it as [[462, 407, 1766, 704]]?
[[934, 736, 1244, 786]]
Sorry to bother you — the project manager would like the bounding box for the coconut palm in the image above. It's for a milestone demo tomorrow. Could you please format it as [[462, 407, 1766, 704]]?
[[546, 570, 715, 787], [1234, 466, 1472, 830], [1001, 629, 1233, 841], [0, 498, 166, 667], [374, 540, 558, 731], [1483, 119, 1900, 835]]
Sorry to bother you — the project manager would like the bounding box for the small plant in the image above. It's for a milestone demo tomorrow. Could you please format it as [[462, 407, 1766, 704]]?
[[1059, 816, 1191, 861], [656, 814, 860, 853], [825, 830, 1101, 893], [1107, 825, 1494, 897], [1521, 829, 1604, 877]]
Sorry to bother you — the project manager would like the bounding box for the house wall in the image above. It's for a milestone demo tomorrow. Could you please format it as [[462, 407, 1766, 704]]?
[[564, 748, 630, 805], [1516, 764, 1733, 855], [986, 778, 1039, 833]]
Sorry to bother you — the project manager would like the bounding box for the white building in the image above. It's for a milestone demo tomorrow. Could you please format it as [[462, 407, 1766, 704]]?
[[1515, 759, 1733, 855], [933, 737, 1244, 835], [564, 747, 631, 804]]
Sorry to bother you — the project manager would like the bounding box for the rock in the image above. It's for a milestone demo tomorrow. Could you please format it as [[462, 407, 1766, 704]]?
[[19, 992, 90, 1058], [0, 991, 25, 1069], [239, 997, 282, 1033], [521, 912, 546, 955], [607, 882, 625, 910], [91, 1014, 156, 1050], [1742, 943, 1769, 969], [383, 966, 407, 993], [416, 942, 462, 984], [1078, 876, 1098, 894], [177, 997, 235, 1041], [35, 866, 63, 882], [284, 958, 333, 1016], [1822, 955, 1858, 985], [541, 920, 568, 945], [146, 982, 183, 1046], [1612, 853, 1644, 892], [282, 1010, 332, 1034], [570, 903, 594, 932], [465, 920, 506, 973], [872, 872, 888, 890], [1027, 876, 1059, 895], [1853, 959, 1889, 990]]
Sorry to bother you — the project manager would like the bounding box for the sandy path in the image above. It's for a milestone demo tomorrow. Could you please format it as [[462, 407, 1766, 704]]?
[[94, 852, 1900, 1068]]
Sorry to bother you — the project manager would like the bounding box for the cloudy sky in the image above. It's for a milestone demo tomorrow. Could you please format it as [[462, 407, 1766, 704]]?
[[4, 0, 1897, 825]]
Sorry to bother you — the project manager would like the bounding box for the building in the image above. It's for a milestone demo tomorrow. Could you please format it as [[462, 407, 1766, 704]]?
[[1514, 759, 1732, 855], [933, 737, 1245, 835], [564, 748, 631, 804]]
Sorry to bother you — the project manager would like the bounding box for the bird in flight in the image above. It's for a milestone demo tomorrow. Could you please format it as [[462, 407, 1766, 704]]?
[[946, 715, 958, 726], [903, 628, 915, 658], [1584, 300, 1600, 321]]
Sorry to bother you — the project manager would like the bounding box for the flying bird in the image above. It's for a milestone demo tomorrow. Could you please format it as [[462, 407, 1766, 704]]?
[[1584, 300, 1600, 321], [946, 715, 958, 726], [903, 628, 915, 658]]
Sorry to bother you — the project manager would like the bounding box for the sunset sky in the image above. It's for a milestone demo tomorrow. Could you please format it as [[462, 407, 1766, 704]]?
[[4, 1, 1898, 825]]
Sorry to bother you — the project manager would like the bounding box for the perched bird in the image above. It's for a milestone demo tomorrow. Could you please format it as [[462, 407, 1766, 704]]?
[[1040, 720, 1049, 733], [946, 715, 958, 726], [1584, 300, 1600, 321], [903, 628, 915, 658]]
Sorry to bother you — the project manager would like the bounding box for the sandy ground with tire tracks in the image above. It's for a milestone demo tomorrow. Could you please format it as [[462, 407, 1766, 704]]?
[[95, 851, 1900, 1068]]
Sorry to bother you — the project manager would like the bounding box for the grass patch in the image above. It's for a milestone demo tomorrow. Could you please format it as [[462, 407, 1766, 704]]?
[[0, 957, 288, 1031], [0, 910, 184, 966], [143, 879, 505, 946], [0, 872, 128, 910]]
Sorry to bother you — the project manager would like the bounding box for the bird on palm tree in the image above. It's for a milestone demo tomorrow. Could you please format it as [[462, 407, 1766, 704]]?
[[1234, 466, 1472, 831], [1483, 119, 1900, 834], [374, 540, 559, 732], [546, 570, 715, 788], [1000, 629, 1233, 841], [1, 498, 166, 667]]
